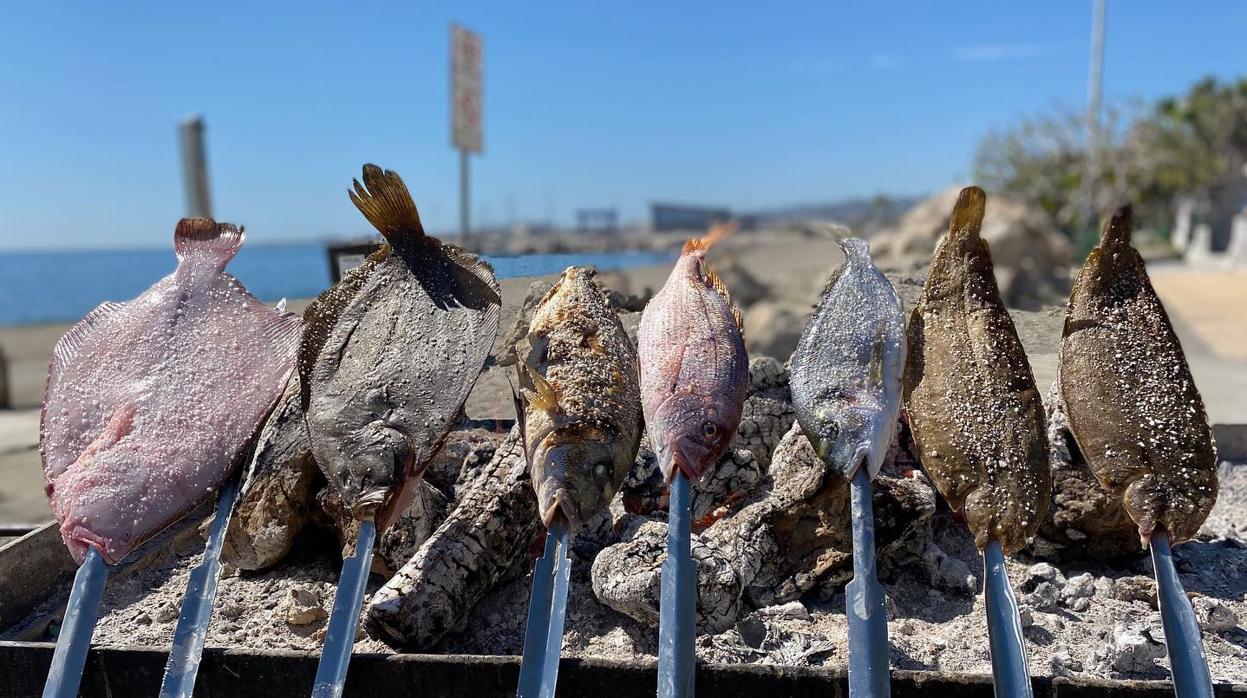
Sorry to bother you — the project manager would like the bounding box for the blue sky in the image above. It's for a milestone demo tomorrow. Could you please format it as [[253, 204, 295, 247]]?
[[2, 2, 1245, 250]]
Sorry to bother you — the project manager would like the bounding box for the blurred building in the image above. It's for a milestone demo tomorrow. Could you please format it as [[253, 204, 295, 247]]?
[[651, 203, 732, 232], [576, 208, 618, 235]]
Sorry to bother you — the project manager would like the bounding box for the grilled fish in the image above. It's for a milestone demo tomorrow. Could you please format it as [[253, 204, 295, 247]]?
[[1059, 205, 1217, 544], [514, 266, 642, 530], [637, 225, 749, 482], [789, 237, 906, 480], [41, 219, 301, 564], [902, 187, 1051, 553], [300, 164, 501, 531]]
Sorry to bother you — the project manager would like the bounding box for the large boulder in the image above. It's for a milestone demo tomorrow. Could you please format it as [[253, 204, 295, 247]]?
[[873, 187, 1073, 308]]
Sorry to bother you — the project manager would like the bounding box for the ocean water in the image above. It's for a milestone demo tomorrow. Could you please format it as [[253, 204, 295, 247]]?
[[0, 243, 674, 326]]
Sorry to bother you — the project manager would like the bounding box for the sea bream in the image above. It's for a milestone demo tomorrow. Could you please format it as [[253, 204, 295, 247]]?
[[40, 219, 302, 564], [514, 266, 642, 530], [300, 164, 501, 531], [1059, 205, 1217, 544], [637, 224, 749, 483], [902, 186, 1051, 553], [789, 237, 906, 480]]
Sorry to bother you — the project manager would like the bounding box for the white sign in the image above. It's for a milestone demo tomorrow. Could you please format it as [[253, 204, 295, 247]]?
[[451, 24, 483, 153]]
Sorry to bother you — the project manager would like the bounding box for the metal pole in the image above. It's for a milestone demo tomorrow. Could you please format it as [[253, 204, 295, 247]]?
[[178, 116, 213, 219], [1085, 0, 1107, 227], [460, 149, 470, 243]]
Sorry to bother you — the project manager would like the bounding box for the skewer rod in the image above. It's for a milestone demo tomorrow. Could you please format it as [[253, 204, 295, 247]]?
[[311, 519, 377, 698], [1151, 529, 1214, 698], [983, 538, 1033, 698], [517, 521, 566, 698], [658, 472, 696, 698], [846, 466, 890, 698], [43, 546, 110, 698], [159, 476, 242, 698]]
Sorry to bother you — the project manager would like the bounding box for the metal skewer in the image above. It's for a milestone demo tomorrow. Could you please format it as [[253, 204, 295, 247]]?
[[42, 546, 110, 698], [658, 472, 696, 697], [846, 465, 890, 697], [983, 538, 1033, 698], [159, 475, 242, 698], [311, 518, 377, 698], [1150, 529, 1214, 698], [516, 519, 573, 698]]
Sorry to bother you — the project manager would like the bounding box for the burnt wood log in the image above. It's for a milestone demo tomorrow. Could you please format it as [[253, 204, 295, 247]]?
[[364, 426, 542, 649]]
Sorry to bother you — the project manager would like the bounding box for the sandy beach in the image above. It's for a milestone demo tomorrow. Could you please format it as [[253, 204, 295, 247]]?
[[2, 231, 1245, 525]]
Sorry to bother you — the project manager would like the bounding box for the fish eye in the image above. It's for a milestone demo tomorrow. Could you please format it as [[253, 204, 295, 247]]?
[[592, 461, 612, 485], [701, 421, 719, 439]]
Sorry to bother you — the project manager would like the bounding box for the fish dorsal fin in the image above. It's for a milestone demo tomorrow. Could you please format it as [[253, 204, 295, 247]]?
[[1100, 203, 1133, 249], [349, 164, 424, 242], [682, 220, 739, 256], [519, 357, 561, 415], [948, 186, 986, 240], [702, 265, 744, 332], [174, 218, 244, 268], [49, 301, 126, 376]]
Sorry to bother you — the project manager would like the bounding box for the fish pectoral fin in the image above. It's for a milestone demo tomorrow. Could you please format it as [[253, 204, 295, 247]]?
[[519, 357, 561, 415]]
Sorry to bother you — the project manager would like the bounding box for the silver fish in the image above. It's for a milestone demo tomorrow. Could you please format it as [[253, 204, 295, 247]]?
[[789, 237, 906, 480]]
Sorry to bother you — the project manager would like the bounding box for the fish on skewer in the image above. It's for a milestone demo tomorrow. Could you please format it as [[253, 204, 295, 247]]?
[[303, 164, 501, 698], [1059, 205, 1217, 696], [40, 218, 301, 698], [637, 223, 748, 698], [789, 236, 905, 698], [513, 266, 643, 698], [902, 186, 1050, 698]]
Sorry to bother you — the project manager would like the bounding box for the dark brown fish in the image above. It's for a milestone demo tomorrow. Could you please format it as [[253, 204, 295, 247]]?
[[1059, 205, 1217, 544], [514, 266, 642, 530], [902, 186, 1051, 553], [300, 165, 501, 531], [637, 224, 749, 482]]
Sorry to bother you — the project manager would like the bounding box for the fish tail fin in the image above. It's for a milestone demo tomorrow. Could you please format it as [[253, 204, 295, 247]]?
[[174, 218, 244, 266], [682, 219, 739, 256], [1100, 203, 1133, 248], [948, 186, 986, 239], [349, 164, 424, 241], [835, 237, 873, 268]]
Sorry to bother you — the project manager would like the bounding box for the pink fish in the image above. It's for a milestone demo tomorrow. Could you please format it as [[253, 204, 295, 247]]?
[[637, 224, 749, 482], [40, 219, 301, 565]]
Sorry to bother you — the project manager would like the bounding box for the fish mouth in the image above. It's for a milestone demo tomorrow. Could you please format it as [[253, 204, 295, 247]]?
[[352, 488, 388, 521], [538, 485, 582, 531]]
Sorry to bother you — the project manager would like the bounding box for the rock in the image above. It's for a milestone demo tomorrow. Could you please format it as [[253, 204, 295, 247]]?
[[1192, 596, 1238, 634], [1022, 581, 1061, 613], [154, 601, 179, 623], [222, 374, 322, 571], [591, 520, 743, 633], [597, 422, 935, 630], [496, 279, 555, 368], [1113, 576, 1157, 607], [282, 587, 326, 626], [133, 611, 152, 626], [1050, 647, 1083, 676], [1102, 623, 1165, 674], [872, 187, 1072, 308], [742, 301, 808, 362], [921, 542, 977, 595], [1069, 597, 1091, 612], [753, 601, 810, 621], [712, 256, 770, 308], [219, 602, 246, 620], [1061, 573, 1096, 604], [1030, 384, 1143, 561], [1022, 563, 1066, 590]]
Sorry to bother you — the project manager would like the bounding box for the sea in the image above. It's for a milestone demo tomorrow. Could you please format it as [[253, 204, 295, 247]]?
[[0, 243, 674, 327]]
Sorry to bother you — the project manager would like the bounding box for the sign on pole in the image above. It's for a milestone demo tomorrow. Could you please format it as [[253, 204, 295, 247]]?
[[451, 24, 483, 153]]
